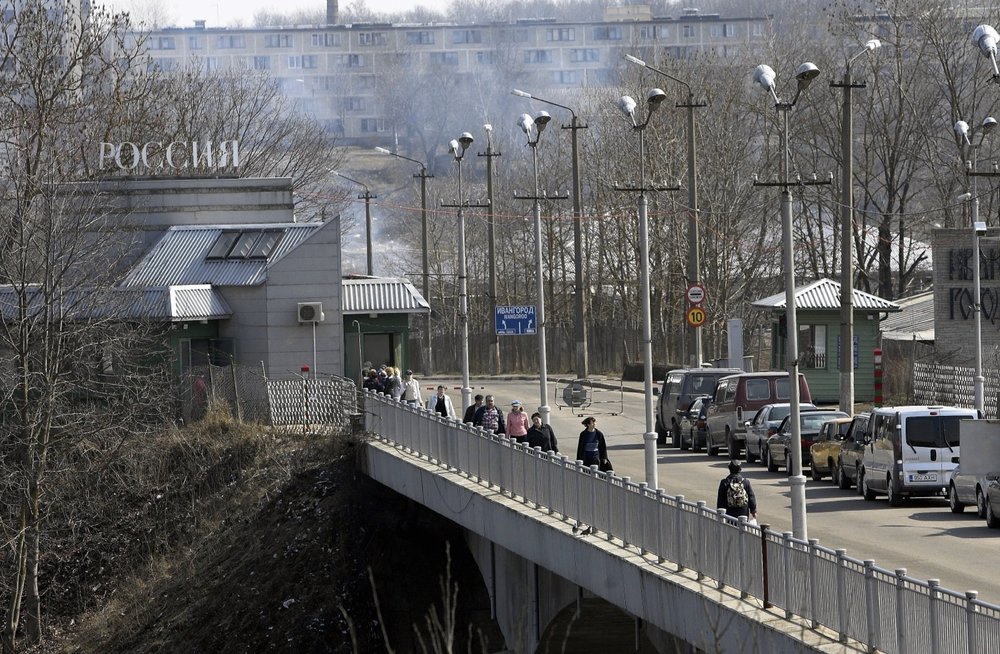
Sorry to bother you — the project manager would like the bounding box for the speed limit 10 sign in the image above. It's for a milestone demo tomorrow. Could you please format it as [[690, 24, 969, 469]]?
[[686, 306, 707, 328], [686, 284, 706, 305]]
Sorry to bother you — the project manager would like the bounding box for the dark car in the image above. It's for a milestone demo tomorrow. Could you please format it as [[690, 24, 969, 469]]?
[[744, 402, 817, 464], [764, 409, 850, 474], [678, 396, 712, 451], [834, 412, 871, 491]]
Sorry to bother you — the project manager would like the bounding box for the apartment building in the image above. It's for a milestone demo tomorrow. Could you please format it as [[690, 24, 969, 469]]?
[[143, 6, 770, 142]]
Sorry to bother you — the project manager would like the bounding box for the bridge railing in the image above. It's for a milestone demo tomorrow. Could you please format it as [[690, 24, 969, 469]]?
[[364, 390, 1000, 654]]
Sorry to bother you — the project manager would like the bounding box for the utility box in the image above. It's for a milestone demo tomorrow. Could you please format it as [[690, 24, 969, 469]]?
[[959, 419, 1000, 476]]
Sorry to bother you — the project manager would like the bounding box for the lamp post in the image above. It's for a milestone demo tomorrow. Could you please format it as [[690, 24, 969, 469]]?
[[478, 125, 502, 375], [333, 171, 376, 276], [832, 39, 881, 415], [956, 117, 997, 414], [514, 111, 567, 427], [615, 88, 676, 489], [973, 24, 1000, 82], [751, 61, 828, 541], [440, 133, 482, 414], [374, 147, 435, 374], [512, 89, 589, 378], [623, 55, 706, 367]]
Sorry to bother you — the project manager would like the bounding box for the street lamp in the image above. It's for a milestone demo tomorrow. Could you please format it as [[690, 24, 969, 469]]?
[[615, 87, 673, 489], [956, 116, 997, 414], [333, 171, 376, 275], [973, 24, 1000, 81], [512, 88, 590, 378], [752, 61, 826, 542], [623, 55, 706, 367], [833, 38, 881, 415], [374, 146, 435, 374], [514, 110, 566, 428], [442, 132, 476, 414]]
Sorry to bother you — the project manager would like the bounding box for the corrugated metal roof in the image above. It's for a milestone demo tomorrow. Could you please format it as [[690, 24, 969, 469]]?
[[0, 285, 231, 321], [121, 223, 323, 287], [342, 277, 430, 314], [751, 278, 901, 312], [881, 291, 934, 342]]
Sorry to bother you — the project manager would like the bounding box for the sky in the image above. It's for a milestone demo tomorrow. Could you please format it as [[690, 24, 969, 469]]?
[[107, 0, 452, 29]]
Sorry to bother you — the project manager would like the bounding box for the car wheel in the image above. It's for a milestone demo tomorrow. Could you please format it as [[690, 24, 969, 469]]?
[[811, 462, 823, 481], [987, 495, 1000, 529], [680, 429, 690, 451], [887, 477, 903, 506], [862, 469, 876, 501], [670, 420, 681, 448], [746, 441, 758, 463], [655, 416, 669, 446], [707, 437, 719, 457], [785, 451, 794, 476], [836, 460, 851, 490], [856, 465, 864, 496], [949, 484, 966, 513], [765, 447, 777, 473], [692, 433, 702, 453], [977, 488, 988, 519], [726, 428, 741, 459]]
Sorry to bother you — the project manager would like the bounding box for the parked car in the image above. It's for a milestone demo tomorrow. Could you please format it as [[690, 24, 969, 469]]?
[[834, 412, 871, 491], [948, 465, 993, 517], [809, 418, 853, 481], [705, 372, 813, 458], [744, 402, 817, 464], [677, 395, 712, 451], [655, 367, 742, 446], [859, 405, 976, 506], [764, 409, 849, 474]]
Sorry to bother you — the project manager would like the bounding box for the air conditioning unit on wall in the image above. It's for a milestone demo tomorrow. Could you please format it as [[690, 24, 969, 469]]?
[[297, 302, 325, 323]]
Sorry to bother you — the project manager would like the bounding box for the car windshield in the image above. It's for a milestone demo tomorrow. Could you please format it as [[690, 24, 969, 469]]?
[[905, 415, 970, 448], [689, 375, 717, 395], [801, 412, 847, 431]]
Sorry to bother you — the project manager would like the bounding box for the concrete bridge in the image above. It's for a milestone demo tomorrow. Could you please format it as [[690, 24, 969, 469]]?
[[361, 391, 1000, 654]]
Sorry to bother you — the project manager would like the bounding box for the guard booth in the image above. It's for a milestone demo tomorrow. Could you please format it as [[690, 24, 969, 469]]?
[[342, 276, 430, 386], [751, 278, 900, 404]]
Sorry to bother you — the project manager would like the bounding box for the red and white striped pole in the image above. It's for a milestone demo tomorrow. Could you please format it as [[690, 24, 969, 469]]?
[[872, 348, 883, 407]]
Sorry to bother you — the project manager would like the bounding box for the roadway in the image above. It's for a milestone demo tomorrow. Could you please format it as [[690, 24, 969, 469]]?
[[424, 376, 1000, 605]]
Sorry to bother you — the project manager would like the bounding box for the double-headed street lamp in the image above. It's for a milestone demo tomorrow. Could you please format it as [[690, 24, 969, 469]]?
[[441, 133, 485, 414], [752, 61, 828, 542], [624, 54, 706, 367], [956, 116, 997, 414], [333, 171, 376, 276], [514, 111, 567, 428], [832, 39, 881, 415], [512, 89, 590, 378], [615, 87, 677, 489], [374, 147, 435, 374]]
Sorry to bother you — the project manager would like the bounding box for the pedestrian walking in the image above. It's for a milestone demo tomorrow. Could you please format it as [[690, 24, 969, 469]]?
[[385, 366, 403, 400], [524, 412, 558, 453], [506, 400, 529, 442], [463, 394, 484, 424], [576, 416, 610, 470], [473, 395, 505, 434], [400, 370, 422, 407], [426, 385, 457, 418], [717, 461, 757, 522]]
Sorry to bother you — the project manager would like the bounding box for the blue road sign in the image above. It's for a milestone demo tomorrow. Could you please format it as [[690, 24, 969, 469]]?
[[495, 305, 536, 335]]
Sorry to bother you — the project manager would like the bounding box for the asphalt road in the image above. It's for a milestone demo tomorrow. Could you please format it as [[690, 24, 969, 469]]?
[[423, 376, 1000, 605]]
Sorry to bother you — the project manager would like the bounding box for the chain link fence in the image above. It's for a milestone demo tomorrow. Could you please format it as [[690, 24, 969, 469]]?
[[913, 361, 999, 418]]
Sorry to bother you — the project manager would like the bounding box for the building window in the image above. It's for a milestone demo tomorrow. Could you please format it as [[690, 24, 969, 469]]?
[[498, 28, 529, 43], [355, 74, 376, 90], [554, 70, 576, 84], [203, 56, 219, 71], [799, 324, 827, 369], [358, 31, 387, 46], [311, 33, 341, 47], [570, 48, 598, 63], [592, 26, 622, 41], [339, 54, 364, 67], [452, 29, 482, 44], [524, 49, 553, 64], [265, 34, 293, 48], [149, 36, 175, 50], [361, 118, 386, 133], [149, 57, 177, 72], [188, 36, 203, 50], [406, 31, 433, 45], [207, 230, 284, 260], [288, 55, 318, 69], [683, 25, 695, 38], [216, 35, 246, 49], [429, 52, 459, 65], [640, 26, 660, 39], [253, 56, 270, 70], [546, 27, 574, 42], [342, 96, 364, 111], [476, 51, 497, 64]]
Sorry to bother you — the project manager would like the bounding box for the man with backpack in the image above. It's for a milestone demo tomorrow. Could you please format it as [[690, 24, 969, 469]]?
[[717, 461, 757, 522]]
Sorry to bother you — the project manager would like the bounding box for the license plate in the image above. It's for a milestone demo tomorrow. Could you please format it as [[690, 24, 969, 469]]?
[[910, 473, 937, 482]]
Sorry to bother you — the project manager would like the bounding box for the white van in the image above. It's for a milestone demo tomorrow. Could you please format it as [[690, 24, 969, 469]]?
[[859, 406, 978, 506]]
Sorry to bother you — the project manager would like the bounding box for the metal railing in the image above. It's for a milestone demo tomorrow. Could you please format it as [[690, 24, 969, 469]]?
[[364, 389, 1000, 654]]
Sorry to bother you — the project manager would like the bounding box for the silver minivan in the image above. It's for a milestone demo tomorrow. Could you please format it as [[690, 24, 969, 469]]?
[[655, 367, 742, 446], [859, 405, 978, 506]]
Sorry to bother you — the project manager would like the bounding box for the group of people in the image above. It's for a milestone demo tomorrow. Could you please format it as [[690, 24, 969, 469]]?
[[462, 394, 560, 453], [363, 365, 422, 406]]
